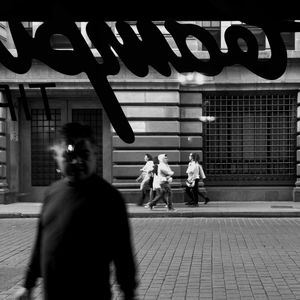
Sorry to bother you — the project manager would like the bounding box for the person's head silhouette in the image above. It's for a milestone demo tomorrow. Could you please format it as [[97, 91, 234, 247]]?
[[52, 122, 97, 182]]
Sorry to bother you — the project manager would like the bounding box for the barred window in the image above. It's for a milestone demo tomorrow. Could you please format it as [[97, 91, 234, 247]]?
[[203, 91, 297, 186], [31, 109, 62, 186], [72, 109, 103, 176]]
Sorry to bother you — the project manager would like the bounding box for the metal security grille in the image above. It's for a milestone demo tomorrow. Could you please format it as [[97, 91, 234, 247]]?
[[72, 109, 103, 176], [31, 109, 62, 186], [203, 91, 297, 186]]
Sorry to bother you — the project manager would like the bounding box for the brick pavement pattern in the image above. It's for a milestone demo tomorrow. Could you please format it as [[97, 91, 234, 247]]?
[[2, 218, 300, 299]]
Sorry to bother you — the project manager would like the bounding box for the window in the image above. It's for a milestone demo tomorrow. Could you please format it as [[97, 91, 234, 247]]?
[[203, 91, 297, 186], [72, 109, 103, 176], [31, 109, 62, 186]]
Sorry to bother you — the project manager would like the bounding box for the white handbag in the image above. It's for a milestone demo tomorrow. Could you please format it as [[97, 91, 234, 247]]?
[[199, 165, 206, 179]]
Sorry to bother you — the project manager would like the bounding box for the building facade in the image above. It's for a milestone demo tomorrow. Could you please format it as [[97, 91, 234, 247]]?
[[0, 21, 300, 203]]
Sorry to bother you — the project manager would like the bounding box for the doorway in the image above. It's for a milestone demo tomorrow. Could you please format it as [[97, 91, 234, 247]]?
[[20, 99, 111, 202]]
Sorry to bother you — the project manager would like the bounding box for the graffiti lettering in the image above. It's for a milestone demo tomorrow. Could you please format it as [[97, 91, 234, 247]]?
[[1, 20, 300, 143], [0, 83, 56, 120]]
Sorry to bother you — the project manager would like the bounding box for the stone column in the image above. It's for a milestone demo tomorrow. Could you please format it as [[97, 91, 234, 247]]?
[[198, 94, 206, 191], [293, 92, 300, 201], [0, 92, 9, 204], [179, 91, 203, 201]]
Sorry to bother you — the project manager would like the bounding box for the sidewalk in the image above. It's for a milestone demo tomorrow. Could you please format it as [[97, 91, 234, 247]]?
[[1, 201, 300, 218]]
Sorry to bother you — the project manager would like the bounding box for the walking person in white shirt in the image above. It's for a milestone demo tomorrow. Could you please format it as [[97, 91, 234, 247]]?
[[185, 152, 210, 206], [195, 153, 210, 204], [136, 153, 154, 206], [144, 156, 165, 208], [146, 154, 175, 211], [148, 156, 159, 204], [185, 152, 201, 206]]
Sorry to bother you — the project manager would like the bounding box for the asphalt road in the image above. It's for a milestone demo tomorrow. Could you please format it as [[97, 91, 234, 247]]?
[[2, 218, 300, 299]]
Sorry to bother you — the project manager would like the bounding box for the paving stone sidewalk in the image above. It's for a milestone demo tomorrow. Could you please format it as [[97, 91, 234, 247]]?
[[2, 218, 300, 299]]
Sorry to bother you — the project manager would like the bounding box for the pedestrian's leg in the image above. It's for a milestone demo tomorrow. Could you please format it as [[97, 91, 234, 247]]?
[[192, 179, 199, 206], [161, 189, 168, 207], [163, 190, 169, 208], [139, 178, 152, 206], [185, 186, 195, 205], [148, 188, 157, 206], [165, 184, 174, 210], [158, 183, 168, 208], [149, 188, 154, 202], [137, 188, 146, 206], [198, 188, 210, 204], [148, 189, 162, 209], [203, 188, 210, 204], [159, 187, 167, 206], [146, 188, 153, 207], [151, 189, 157, 207], [184, 186, 190, 203]]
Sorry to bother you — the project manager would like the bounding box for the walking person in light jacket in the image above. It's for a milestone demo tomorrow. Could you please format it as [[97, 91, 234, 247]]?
[[136, 153, 154, 206], [146, 154, 175, 211], [185, 152, 210, 206], [185, 152, 200, 206], [195, 153, 210, 204]]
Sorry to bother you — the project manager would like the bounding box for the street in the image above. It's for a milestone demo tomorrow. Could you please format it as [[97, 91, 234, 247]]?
[[1, 218, 300, 299]]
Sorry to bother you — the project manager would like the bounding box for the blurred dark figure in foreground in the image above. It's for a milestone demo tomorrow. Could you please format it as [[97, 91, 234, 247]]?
[[15, 122, 137, 300]]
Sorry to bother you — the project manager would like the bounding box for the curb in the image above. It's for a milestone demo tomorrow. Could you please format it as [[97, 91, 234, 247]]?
[[128, 211, 300, 218], [1, 212, 300, 219], [0, 213, 40, 219]]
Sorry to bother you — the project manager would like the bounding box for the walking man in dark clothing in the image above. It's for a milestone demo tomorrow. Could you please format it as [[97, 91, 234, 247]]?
[[15, 122, 138, 300]]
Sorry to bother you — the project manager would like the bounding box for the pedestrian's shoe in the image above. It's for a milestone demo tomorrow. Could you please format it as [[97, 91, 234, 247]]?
[[204, 198, 210, 205], [145, 203, 153, 210], [167, 207, 176, 211]]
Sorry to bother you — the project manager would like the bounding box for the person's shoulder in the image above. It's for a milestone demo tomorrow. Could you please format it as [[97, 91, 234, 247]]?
[[91, 175, 124, 197], [43, 178, 67, 204], [93, 176, 127, 211], [44, 177, 61, 191], [91, 174, 114, 188]]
